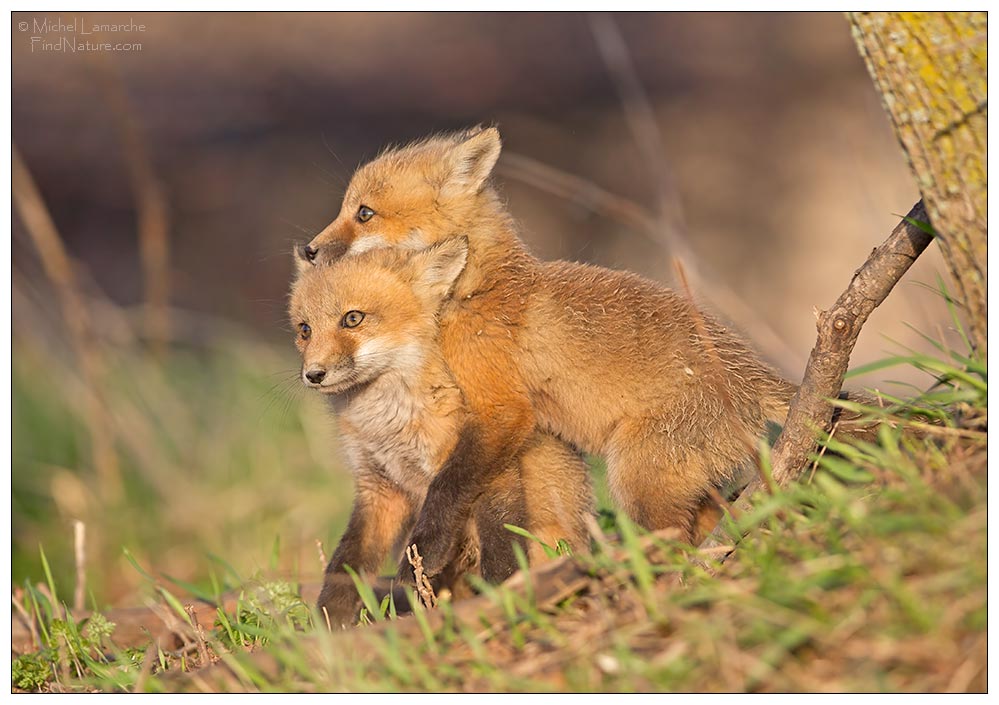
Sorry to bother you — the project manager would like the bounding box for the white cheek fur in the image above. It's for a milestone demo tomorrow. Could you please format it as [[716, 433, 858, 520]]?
[[356, 338, 424, 375], [348, 234, 388, 255], [348, 231, 428, 256]]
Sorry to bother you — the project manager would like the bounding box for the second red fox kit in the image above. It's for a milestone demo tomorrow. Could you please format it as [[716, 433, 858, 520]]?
[[289, 239, 592, 626], [302, 126, 796, 586]]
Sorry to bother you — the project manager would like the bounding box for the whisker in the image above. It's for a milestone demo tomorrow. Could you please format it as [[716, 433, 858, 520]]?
[[257, 372, 302, 405], [310, 161, 347, 190], [320, 135, 348, 175], [257, 375, 305, 423], [278, 218, 323, 238], [262, 368, 300, 379]]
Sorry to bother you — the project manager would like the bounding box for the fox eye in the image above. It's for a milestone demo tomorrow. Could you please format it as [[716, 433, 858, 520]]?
[[357, 205, 375, 223], [341, 311, 365, 328], [299, 323, 311, 340]]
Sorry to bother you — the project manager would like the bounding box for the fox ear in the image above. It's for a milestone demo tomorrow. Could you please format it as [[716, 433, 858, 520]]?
[[293, 244, 313, 275], [443, 127, 502, 196], [409, 237, 469, 302]]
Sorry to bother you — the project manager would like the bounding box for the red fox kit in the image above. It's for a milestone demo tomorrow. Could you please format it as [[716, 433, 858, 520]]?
[[289, 238, 592, 626], [300, 127, 798, 581]]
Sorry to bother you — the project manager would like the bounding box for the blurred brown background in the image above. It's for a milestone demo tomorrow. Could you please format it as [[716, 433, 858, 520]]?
[[12, 11, 949, 375], [12, 12, 956, 601]]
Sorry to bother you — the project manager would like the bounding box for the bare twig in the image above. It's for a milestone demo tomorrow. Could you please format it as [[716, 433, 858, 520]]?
[[589, 11, 687, 244], [498, 152, 657, 234], [11, 589, 40, 652], [699, 200, 933, 563], [93, 56, 172, 356], [501, 150, 801, 372], [763, 199, 931, 485], [73, 521, 86, 612], [405, 544, 438, 610], [587, 12, 802, 373], [12, 146, 121, 500], [184, 605, 212, 668], [315, 539, 327, 570], [901, 420, 987, 441], [807, 420, 840, 484]]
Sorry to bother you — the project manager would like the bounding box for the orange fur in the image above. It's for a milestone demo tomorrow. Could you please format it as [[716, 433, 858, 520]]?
[[304, 128, 795, 545], [290, 241, 592, 626]]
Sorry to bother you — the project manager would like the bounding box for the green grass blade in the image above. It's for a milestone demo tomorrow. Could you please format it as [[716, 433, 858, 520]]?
[[121, 548, 157, 584], [157, 586, 193, 626], [900, 214, 936, 237], [162, 574, 216, 603], [38, 544, 59, 607], [343, 565, 381, 622], [504, 523, 558, 558]]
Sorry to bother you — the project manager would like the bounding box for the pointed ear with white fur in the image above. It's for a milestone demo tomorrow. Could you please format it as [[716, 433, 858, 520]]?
[[408, 237, 469, 303], [442, 127, 502, 196]]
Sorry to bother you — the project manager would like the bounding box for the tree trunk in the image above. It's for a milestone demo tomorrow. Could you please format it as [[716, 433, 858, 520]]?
[[849, 12, 987, 356]]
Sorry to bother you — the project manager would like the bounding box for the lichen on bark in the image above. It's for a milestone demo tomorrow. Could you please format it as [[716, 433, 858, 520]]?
[[849, 11, 987, 356]]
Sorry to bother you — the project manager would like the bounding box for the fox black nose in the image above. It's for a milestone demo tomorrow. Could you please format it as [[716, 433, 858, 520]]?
[[305, 367, 326, 384], [303, 244, 318, 262]]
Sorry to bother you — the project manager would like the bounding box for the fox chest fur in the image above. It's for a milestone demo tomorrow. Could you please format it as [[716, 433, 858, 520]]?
[[335, 369, 467, 499]]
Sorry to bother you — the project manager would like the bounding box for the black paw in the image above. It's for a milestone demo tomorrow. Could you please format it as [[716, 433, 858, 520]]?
[[395, 558, 418, 587], [315, 576, 364, 630], [395, 534, 454, 586]]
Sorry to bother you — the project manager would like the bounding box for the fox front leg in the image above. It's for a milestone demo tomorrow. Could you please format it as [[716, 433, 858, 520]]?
[[396, 423, 522, 585], [318, 472, 415, 629]]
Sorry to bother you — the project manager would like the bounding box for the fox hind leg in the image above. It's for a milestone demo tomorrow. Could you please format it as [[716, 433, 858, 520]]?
[[474, 432, 595, 582], [474, 469, 530, 583], [604, 417, 716, 544], [519, 433, 593, 562]]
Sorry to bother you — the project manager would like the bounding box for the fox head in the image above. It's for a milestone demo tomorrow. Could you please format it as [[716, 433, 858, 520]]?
[[297, 126, 502, 270], [288, 237, 469, 394]]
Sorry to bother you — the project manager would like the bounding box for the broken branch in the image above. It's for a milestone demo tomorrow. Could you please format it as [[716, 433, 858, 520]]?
[[699, 199, 933, 561]]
